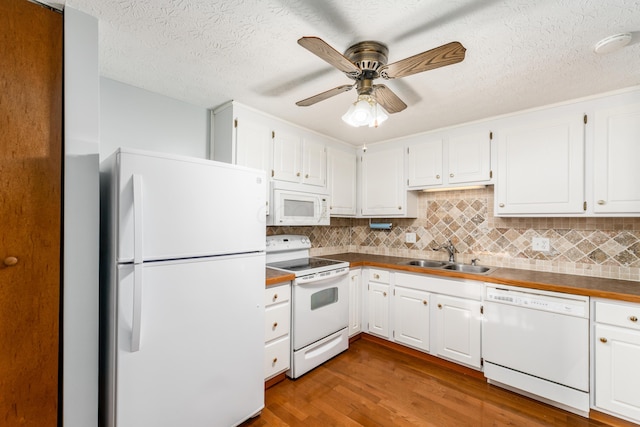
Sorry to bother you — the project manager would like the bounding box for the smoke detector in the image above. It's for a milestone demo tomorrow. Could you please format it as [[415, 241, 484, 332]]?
[[594, 33, 633, 54]]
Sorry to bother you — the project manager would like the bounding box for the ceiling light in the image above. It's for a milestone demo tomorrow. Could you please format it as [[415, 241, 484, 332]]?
[[342, 95, 389, 128], [594, 33, 632, 54]]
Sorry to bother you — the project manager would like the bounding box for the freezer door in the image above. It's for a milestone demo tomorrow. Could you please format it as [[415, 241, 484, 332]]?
[[108, 253, 265, 427], [108, 149, 266, 262]]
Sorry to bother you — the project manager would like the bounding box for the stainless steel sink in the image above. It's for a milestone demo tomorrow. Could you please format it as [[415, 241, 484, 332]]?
[[401, 259, 493, 275], [405, 260, 448, 268], [442, 264, 492, 274]]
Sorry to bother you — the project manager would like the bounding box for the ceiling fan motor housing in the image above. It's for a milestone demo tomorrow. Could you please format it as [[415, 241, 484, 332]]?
[[344, 41, 389, 75]]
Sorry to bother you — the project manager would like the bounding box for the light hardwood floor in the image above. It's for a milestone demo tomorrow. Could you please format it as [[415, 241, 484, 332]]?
[[242, 336, 631, 427]]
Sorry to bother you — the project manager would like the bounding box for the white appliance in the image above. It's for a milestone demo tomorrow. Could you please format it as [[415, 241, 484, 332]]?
[[267, 182, 330, 226], [483, 284, 590, 416], [265, 235, 349, 378], [99, 148, 266, 427]]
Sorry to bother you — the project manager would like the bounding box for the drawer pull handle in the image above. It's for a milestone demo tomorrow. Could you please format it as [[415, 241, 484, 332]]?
[[438, 304, 443, 309], [272, 357, 278, 365], [383, 292, 387, 297], [436, 174, 440, 179], [450, 173, 454, 178], [600, 337, 608, 343], [272, 322, 278, 329], [597, 200, 606, 205], [423, 300, 428, 306], [3, 256, 18, 267], [499, 203, 505, 208], [630, 316, 638, 323], [273, 294, 278, 301], [374, 274, 380, 279]]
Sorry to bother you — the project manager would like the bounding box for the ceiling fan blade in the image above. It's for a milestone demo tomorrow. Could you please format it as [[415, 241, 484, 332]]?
[[380, 41, 466, 79], [298, 37, 361, 77], [373, 85, 407, 114], [296, 84, 355, 107]]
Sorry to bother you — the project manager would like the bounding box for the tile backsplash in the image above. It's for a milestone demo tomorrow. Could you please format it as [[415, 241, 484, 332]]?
[[267, 186, 640, 282]]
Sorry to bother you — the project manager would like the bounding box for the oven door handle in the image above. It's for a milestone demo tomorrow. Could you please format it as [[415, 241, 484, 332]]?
[[297, 268, 348, 285]]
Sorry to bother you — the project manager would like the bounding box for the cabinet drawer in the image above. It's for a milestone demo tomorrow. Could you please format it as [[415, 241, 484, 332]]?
[[265, 336, 290, 380], [265, 283, 291, 307], [595, 301, 640, 331], [368, 268, 390, 284], [265, 303, 290, 342]]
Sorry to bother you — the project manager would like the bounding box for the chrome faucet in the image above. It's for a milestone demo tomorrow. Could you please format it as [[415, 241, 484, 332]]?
[[433, 239, 457, 263]]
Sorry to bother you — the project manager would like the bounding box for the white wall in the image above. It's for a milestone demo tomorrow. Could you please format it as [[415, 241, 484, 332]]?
[[100, 78, 209, 160], [64, 7, 99, 427]]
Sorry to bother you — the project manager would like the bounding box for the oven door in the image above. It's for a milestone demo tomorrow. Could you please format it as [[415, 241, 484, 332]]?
[[292, 269, 349, 350]]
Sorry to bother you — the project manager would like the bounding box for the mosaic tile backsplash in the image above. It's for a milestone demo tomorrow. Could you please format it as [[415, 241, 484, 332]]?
[[267, 186, 640, 282]]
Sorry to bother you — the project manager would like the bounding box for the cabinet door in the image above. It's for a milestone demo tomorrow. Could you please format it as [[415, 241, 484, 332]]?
[[393, 287, 430, 351], [593, 102, 640, 214], [235, 109, 273, 173], [272, 126, 302, 183], [434, 294, 482, 368], [496, 112, 585, 215], [328, 148, 357, 216], [447, 130, 492, 184], [595, 324, 640, 422], [368, 282, 390, 338], [348, 269, 362, 337], [301, 135, 327, 187], [361, 147, 404, 216], [407, 137, 443, 188]]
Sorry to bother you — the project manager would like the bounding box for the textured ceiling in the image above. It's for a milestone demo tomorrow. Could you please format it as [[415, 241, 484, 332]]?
[[59, 0, 640, 145]]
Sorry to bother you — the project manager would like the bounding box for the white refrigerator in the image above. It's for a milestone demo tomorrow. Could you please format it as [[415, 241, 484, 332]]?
[[99, 148, 266, 427]]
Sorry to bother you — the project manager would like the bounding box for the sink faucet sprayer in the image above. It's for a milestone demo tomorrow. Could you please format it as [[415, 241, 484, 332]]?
[[433, 239, 457, 263]]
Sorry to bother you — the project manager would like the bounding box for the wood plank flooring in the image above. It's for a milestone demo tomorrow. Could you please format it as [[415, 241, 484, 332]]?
[[241, 336, 626, 427]]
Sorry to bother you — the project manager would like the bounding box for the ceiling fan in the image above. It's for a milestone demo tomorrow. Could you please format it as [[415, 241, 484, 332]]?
[[295, 36, 466, 126]]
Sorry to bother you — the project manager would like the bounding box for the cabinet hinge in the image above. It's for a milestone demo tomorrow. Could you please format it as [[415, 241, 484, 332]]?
[[234, 119, 238, 128], [480, 305, 484, 314], [393, 289, 396, 296], [481, 358, 484, 367], [407, 147, 410, 154], [392, 330, 395, 338], [583, 201, 587, 211], [272, 131, 275, 139], [583, 114, 588, 124], [489, 170, 493, 179], [489, 131, 493, 140], [271, 169, 275, 177], [407, 179, 409, 186]]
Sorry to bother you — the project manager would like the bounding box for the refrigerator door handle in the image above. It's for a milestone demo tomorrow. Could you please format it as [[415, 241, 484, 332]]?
[[133, 174, 143, 264], [131, 263, 143, 352]]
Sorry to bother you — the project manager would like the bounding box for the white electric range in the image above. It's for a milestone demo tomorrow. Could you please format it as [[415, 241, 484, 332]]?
[[266, 235, 350, 378]]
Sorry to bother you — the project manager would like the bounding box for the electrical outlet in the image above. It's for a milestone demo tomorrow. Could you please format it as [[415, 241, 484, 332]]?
[[405, 232, 416, 243], [532, 237, 550, 252]]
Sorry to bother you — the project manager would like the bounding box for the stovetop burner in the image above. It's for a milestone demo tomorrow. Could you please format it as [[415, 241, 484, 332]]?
[[267, 257, 345, 272]]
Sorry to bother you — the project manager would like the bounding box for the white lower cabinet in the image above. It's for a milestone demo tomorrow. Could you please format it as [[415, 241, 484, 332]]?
[[367, 269, 390, 339], [393, 286, 430, 351], [264, 283, 291, 380], [365, 270, 483, 370], [433, 294, 482, 369], [348, 269, 362, 337], [593, 299, 640, 423]]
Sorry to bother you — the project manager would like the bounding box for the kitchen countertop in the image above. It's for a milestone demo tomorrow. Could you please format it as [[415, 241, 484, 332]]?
[[265, 268, 295, 287], [320, 253, 640, 304]]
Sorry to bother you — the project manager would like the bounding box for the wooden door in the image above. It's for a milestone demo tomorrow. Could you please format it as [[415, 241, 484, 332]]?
[[0, 1, 63, 425]]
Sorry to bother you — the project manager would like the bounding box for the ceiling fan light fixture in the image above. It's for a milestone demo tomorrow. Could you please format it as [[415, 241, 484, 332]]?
[[342, 95, 388, 128]]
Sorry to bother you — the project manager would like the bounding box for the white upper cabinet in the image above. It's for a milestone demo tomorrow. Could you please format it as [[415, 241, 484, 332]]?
[[360, 145, 417, 217], [593, 102, 640, 214], [495, 109, 586, 216], [406, 127, 493, 190], [272, 124, 327, 188], [407, 135, 443, 187], [447, 128, 492, 185], [212, 102, 272, 173], [328, 147, 357, 216]]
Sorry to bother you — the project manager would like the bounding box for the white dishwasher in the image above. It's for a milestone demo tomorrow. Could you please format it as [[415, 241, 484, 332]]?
[[483, 284, 590, 416]]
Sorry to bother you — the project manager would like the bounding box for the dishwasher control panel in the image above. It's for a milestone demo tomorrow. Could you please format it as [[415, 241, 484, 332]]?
[[485, 284, 589, 317]]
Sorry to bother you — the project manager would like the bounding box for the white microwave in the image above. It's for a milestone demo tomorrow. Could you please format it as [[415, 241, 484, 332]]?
[[267, 184, 330, 226]]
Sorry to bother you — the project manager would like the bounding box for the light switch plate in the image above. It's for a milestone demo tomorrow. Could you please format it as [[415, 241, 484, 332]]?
[[532, 237, 550, 252], [405, 232, 416, 243]]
